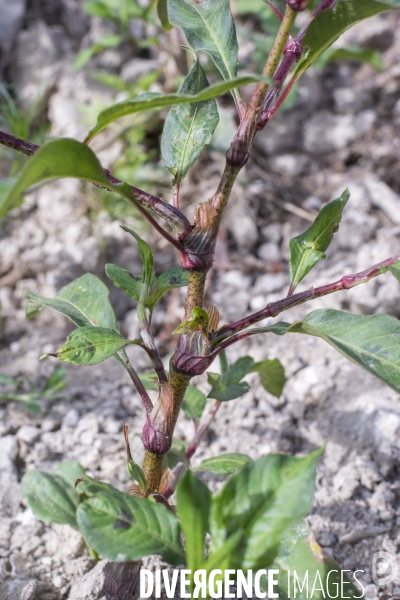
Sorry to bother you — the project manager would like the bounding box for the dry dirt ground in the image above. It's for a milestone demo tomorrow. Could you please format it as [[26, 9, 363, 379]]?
[[1, 2, 400, 599]]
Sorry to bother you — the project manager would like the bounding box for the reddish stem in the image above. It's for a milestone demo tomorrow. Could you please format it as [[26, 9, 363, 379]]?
[[266, 0, 284, 21], [0, 130, 190, 248], [163, 400, 222, 499], [125, 362, 153, 414], [212, 254, 400, 345]]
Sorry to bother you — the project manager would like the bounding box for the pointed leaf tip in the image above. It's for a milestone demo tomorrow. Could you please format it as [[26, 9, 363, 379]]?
[[289, 189, 349, 293]]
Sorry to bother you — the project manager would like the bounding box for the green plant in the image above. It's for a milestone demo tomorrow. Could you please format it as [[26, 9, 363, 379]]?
[[0, 367, 67, 413], [74, 0, 158, 69], [2, 0, 400, 597], [0, 84, 49, 217]]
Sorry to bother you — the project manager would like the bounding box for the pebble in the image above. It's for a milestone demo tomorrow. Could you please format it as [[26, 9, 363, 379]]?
[[16, 426, 41, 445]]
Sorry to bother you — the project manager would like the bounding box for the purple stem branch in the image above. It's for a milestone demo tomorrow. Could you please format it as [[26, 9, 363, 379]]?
[[313, 0, 338, 18], [124, 361, 153, 415], [265, 0, 284, 21], [258, 0, 338, 129], [211, 254, 400, 346], [0, 130, 191, 248], [163, 400, 222, 499]]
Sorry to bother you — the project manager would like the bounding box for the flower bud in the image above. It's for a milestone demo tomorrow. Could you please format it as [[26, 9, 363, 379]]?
[[288, 0, 310, 10]]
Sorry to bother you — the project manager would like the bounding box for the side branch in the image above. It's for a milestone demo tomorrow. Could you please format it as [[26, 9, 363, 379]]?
[[211, 254, 400, 344], [0, 130, 191, 246], [163, 400, 222, 499]]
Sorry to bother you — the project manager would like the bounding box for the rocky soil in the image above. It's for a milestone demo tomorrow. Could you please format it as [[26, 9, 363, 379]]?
[[1, 2, 400, 599]]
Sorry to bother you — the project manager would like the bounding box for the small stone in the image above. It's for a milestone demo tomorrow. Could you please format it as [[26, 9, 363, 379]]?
[[364, 178, 400, 225], [333, 464, 360, 501], [257, 242, 281, 264], [52, 575, 63, 588], [63, 409, 80, 428], [41, 413, 62, 433], [16, 426, 41, 445], [0, 436, 18, 472], [316, 531, 336, 547], [67, 559, 110, 600]]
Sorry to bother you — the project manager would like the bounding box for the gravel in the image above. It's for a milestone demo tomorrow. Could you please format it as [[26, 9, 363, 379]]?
[[1, 6, 400, 600]]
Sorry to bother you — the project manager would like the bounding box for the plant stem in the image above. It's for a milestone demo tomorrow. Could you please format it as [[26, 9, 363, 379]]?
[[170, 370, 192, 430], [137, 304, 167, 383], [0, 130, 191, 245], [184, 270, 207, 318], [211, 163, 241, 222], [186, 400, 222, 459], [211, 253, 400, 345], [123, 361, 153, 414], [225, 4, 296, 169], [163, 400, 222, 499], [142, 451, 165, 495]]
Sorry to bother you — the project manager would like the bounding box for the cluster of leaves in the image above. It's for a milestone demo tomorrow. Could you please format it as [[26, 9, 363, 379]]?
[[24, 228, 188, 368], [75, 0, 158, 70], [21, 450, 357, 598], [0, 368, 66, 413]]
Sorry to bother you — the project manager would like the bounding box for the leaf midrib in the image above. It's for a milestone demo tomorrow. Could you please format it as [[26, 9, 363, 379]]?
[[291, 202, 344, 286], [60, 336, 128, 355], [191, 2, 234, 80], [82, 501, 185, 558], [305, 326, 400, 373]]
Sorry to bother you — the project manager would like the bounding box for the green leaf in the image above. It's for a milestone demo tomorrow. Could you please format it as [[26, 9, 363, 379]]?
[[207, 372, 219, 386], [105, 264, 141, 303], [294, 0, 400, 82], [226, 356, 255, 385], [388, 261, 400, 283], [207, 378, 249, 402], [316, 45, 383, 72], [162, 53, 219, 184], [55, 460, 86, 488], [289, 189, 349, 293], [167, 0, 238, 82], [173, 306, 210, 335], [206, 356, 254, 401], [0, 373, 20, 388], [76, 478, 184, 563], [261, 519, 359, 599], [26, 273, 118, 330], [146, 267, 189, 311], [3, 138, 188, 234], [210, 449, 322, 570], [127, 459, 147, 493], [250, 359, 285, 398], [200, 530, 243, 575], [197, 453, 252, 475], [182, 385, 207, 421], [285, 309, 400, 394], [120, 227, 154, 293], [0, 176, 21, 220], [21, 470, 78, 527], [84, 75, 269, 142], [176, 470, 211, 572], [50, 326, 131, 366], [43, 367, 66, 394], [157, 0, 173, 31]]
